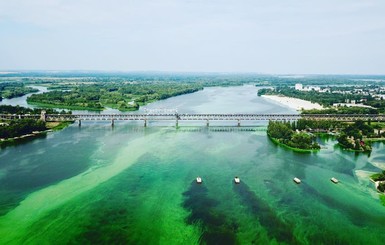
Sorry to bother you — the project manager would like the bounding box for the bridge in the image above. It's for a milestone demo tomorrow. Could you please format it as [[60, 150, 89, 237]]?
[[1, 112, 385, 126]]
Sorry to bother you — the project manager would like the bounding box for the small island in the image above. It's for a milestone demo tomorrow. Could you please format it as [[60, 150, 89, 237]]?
[[267, 120, 320, 152], [267, 117, 385, 153], [302, 109, 385, 152], [26, 82, 204, 111]]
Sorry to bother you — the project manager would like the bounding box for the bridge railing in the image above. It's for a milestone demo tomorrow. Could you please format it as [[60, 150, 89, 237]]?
[[2, 113, 385, 122]]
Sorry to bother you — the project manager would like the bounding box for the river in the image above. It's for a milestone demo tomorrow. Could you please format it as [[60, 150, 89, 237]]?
[[1, 85, 385, 244]]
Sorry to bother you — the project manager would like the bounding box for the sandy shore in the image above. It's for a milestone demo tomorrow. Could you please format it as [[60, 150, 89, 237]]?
[[262, 95, 324, 111]]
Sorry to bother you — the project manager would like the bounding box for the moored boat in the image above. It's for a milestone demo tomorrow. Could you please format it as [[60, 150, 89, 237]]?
[[196, 177, 202, 184], [234, 176, 240, 184], [293, 177, 301, 184], [331, 177, 339, 184]]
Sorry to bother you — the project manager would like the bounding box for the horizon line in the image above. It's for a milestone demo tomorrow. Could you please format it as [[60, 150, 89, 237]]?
[[1, 70, 385, 77]]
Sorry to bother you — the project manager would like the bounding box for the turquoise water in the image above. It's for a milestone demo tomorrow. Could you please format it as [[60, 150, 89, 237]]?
[[1, 86, 385, 244]]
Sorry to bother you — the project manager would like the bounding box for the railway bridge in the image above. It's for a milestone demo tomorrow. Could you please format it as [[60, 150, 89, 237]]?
[[1, 111, 385, 127]]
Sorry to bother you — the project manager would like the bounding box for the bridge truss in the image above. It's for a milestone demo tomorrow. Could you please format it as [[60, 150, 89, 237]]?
[[1, 113, 385, 126]]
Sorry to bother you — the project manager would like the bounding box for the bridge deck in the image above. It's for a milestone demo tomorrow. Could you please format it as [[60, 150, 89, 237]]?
[[1, 113, 385, 122]]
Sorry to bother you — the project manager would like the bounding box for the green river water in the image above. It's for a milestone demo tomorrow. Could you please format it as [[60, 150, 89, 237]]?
[[1, 86, 385, 244]]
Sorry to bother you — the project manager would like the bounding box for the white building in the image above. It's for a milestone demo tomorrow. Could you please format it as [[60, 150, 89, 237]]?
[[295, 83, 303, 90]]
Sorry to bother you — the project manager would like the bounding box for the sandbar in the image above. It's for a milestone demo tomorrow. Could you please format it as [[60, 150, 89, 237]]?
[[262, 95, 324, 111]]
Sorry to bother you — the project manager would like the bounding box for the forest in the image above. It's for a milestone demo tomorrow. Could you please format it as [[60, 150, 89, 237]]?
[[268, 119, 384, 152], [0, 105, 69, 115], [291, 119, 342, 131], [0, 119, 46, 139], [0, 83, 38, 100], [0, 105, 70, 140], [267, 121, 320, 151], [336, 120, 381, 152], [301, 107, 378, 115], [27, 82, 204, 111]]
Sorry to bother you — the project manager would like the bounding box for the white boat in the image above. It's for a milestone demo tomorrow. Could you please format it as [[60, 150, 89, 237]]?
[[331, 177, 339, 184], [234, 177, 240, 184], [196, 177, 202, 184], [293, 177, 301, 184]]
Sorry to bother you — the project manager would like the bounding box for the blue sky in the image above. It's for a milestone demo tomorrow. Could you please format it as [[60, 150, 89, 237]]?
[[1, 0, 385, 74]]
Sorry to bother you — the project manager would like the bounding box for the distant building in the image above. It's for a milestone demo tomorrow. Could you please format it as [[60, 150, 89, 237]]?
[[309, 86, 321, 91], [295, 83, 303, 90]]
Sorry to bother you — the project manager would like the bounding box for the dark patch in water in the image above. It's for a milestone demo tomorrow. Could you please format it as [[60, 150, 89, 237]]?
[[70, 205, 131, 245], [182, 182, 238, 245], [233, 182, 299, 244], [301, 183, 385, 228]]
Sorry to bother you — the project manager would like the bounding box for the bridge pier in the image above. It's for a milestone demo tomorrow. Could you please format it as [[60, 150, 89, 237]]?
[[78, 120, 81, 126], [111, 119, 114, 126], [206, 119, 209, 127], [176, 119, 179, 127], [237, 119, 241, 127], [144, 119, 147, 127]]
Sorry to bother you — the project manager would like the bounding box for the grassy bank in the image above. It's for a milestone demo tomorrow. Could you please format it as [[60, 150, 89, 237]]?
[[46, 121, 74, 131], [364, 138, 385, 143]]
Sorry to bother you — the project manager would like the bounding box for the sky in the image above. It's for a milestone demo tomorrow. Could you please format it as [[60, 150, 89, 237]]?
[[1, 0, 385, 74]]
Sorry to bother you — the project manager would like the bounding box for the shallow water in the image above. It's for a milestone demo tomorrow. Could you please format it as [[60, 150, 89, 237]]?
[[1, 86, 385, 244]]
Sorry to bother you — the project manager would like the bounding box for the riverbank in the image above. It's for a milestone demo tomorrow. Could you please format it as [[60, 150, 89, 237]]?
[[0, 121, 73, 146], [46, 121, 74, 131], [261, 95, 324, 111], [27, 101, 103, 111]]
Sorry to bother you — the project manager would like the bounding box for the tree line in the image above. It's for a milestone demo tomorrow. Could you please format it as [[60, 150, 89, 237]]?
[[0, 105, 70, 140], [0, 83, 38, 99], [0, 105, 69, 115], [267, 121, 320, 150], [258, 86, 384, 112], [0, 119, 46, 139], [336, 120, 382, 152], [268, 119, 384, 152], [27, 82, 204, 111]]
